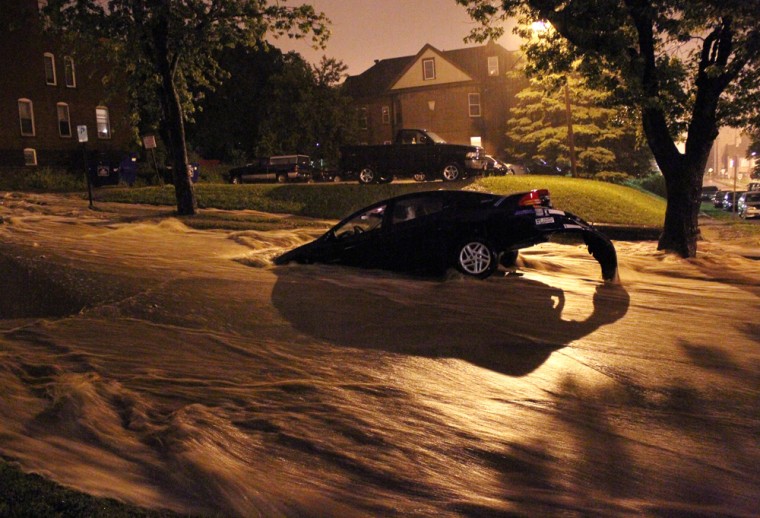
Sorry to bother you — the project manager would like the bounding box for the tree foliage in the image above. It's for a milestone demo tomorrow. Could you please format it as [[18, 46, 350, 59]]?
[[506, 72, 654, 178], [42, 0, 329, 215], [457, 0, 760, 257], [191, 49, 358, 166]]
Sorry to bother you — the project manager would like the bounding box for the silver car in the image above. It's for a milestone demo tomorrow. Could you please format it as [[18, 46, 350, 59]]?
[[738, 191, 760, 219]]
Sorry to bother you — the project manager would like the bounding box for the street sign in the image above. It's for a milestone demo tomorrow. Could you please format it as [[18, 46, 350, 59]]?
[[143, 135, 157, 149], [77, 125, 88, 143]]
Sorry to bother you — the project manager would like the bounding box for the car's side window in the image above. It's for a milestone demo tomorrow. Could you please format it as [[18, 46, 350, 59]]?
[[335, 205, 386, 238], [391, 197, 444, 224]]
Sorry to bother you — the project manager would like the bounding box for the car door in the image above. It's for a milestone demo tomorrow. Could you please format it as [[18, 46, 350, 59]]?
[[381, 194, 447, 272], [327, 204, 389, 267]]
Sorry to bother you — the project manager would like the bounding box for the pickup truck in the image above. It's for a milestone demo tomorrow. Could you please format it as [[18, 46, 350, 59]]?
[[228, 154, 311, 184], [339, 129, 485, 184]]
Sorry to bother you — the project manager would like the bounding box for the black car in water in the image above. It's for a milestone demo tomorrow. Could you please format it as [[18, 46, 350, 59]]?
[[274, 190, 618, 281]]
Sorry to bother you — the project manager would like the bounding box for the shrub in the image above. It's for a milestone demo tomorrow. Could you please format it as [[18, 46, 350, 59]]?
[[627, 173, 667, 198], [0, 167, 85, 192], [595, 171, 631, 184]]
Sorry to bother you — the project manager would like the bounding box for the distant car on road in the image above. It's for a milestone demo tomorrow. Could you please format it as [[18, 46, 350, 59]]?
[[228, 155, 312, 184], [738, 191, 760, 219], [274, 189, 618, 281]]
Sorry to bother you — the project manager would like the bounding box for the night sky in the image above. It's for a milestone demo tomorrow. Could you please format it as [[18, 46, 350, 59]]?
[[277, 0, 520, 75]]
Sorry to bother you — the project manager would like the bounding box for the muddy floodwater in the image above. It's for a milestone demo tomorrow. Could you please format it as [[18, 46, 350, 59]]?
[[1, 192, 759, 517]]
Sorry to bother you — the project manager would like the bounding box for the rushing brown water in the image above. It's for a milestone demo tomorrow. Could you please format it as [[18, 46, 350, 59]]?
[[1, 192, 759, 516]]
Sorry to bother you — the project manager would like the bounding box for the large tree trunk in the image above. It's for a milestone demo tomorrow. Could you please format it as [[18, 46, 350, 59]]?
[[642, 105, 715, 259], [657, 158, 706, 258]]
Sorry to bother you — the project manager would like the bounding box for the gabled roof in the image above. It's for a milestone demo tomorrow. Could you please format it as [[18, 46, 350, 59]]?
[[344, 42, 519, 99]]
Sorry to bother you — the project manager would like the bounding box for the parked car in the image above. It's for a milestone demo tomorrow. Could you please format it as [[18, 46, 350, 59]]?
[[339, 129, 485, 184], [722, 191, 746, 211], [738, 191, 760, 219], [228, 155, 312, 184], [700, 185, 719, 202], [522, 158, 566, 176], [713, 190, 728, 208], [274, 189, 618, 281], [484, 156, 515, 176]]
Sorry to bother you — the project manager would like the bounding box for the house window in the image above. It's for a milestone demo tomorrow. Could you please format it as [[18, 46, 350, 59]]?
[[24, 148, 38, 166], [468, 93, 481, 118], [96, 106, 111, 139], [381, 106, 390, 124], [488, 56, 499, 76], [422, 58, 436, 80], [57, 103, 72, 137], [44, 52, 56, 85], [359, 106, 368, 130], [18, 99, 35, 136], [64, 56, 76, 88]]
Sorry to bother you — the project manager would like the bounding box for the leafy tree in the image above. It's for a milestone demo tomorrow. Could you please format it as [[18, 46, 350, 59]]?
[[255, 54, 359, 164], [506, 72, 654, 178], [189, 45, 286, 162], [457, 0, 760, 258], [43, 0, 328, 215]]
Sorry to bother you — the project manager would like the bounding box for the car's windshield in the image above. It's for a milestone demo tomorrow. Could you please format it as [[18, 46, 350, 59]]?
[[333, 205, 386, 239]]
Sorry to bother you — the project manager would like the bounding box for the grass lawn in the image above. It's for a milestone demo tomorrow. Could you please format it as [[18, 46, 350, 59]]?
[[92, 176, 667, 228]]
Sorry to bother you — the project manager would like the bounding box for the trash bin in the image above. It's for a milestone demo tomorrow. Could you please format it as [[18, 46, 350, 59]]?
[[89, 160, 119, 187]]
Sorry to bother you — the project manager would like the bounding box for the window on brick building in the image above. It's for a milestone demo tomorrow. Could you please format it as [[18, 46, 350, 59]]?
[[423, 58, 436, 80], [96, 106, 111, 139], [24, 148, 38, 166], [359, 106, 368, 130], [64, 56, 76, 88], [468, 93, 481, 118], [18, 99, 35, 136], [57, 103, 72, 137], [44, 53, 57, 85], [381, 106, 390, 124]]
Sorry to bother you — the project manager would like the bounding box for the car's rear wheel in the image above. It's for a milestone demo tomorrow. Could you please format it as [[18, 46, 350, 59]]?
[[231, 175, 241, 185], [277, 174, 287, 183], [358, 166, 377, 184], [455, 239, 497, 278], [442, 162, 462, 181]]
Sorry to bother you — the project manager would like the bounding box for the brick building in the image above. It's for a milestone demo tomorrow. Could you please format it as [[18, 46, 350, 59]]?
[[0, 0, 131, 169], [344, 42, 525, 159]]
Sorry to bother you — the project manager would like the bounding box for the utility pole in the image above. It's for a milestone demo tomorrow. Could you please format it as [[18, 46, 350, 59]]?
[[564, 80, 578, 178]]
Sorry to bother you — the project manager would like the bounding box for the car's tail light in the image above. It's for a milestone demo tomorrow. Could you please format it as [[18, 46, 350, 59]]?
[[518, 189, 551, 207]]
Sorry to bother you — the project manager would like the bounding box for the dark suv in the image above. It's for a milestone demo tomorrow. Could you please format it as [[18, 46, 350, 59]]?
[[229, 155, 312, 184]]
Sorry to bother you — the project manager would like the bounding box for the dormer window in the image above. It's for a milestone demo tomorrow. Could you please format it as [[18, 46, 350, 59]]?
[[487, 56, 499, 76], [422, 58, 436, 80], [44, 52, 56, 85]]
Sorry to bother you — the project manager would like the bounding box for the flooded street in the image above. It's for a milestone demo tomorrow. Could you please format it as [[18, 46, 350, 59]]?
[[1, 192, 759, 516]]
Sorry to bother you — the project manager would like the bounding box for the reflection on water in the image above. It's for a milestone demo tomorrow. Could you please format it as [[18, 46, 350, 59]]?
[[272, 266, 630, 376]]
